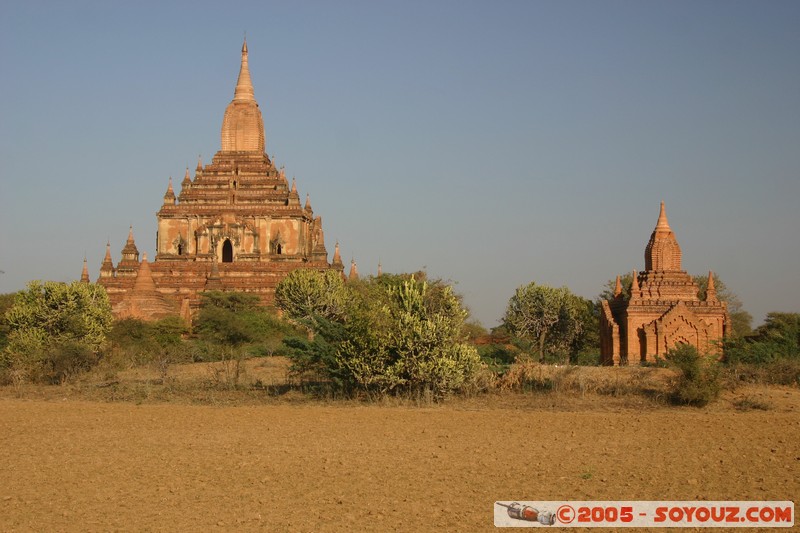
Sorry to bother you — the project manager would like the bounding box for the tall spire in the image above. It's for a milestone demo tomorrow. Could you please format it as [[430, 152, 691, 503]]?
[[234, 38, 255, 102], [220, 40, 265, 152], [644, 202, 682, 272]]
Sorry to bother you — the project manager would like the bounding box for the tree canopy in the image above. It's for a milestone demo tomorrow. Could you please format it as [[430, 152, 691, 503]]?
[[502, 282, 587, 363], [3, 281, 113, 382], [277, 272, 481, 397]]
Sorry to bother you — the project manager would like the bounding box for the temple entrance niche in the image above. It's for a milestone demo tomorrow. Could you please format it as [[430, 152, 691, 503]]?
[[222, 239, 233, 263]]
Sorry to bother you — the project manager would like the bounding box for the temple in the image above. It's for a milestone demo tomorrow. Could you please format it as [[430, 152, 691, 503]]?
[[599, 203, 729, 365], [92, 40, 344, 321]]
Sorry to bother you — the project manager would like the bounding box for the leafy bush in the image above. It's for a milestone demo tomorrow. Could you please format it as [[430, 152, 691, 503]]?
[[665, 344, 721, 407], [279, 273, 482, 398], [105, 317, 190, 378], [194, 291, 300, 359], [3, 281, 112, 383], [502, 282, 592, 364]]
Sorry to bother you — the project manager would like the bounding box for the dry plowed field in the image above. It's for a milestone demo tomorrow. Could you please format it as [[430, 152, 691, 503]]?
[[1, 386, 798, 532]]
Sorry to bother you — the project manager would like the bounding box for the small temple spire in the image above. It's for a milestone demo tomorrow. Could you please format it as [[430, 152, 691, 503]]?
[[196, 155, 203, 172], [377, 260, 382, 277], [99, 240, 115, 278], [119, 226, 140, 269], [706, 271, 718, 302], [233, 38, 255, 102], [80, 256, 90, 283], [305, 193, 312, 211], [613, 275, 622, 297], [182, 167, 192, 187], [332, 241, 343, 268], [348, 258, 359, 281], [291, 176, 297, 194], [163, 177, 176, 205], [630, 270, 640, 296]]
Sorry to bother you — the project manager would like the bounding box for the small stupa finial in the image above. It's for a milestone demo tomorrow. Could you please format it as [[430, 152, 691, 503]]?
[[706, 271, 718, 302], [613, 275, 622, 297], [332, 241, 343, 268], [630, 270, 640, 295], [348, 258, 359, 281], [80, 256, 90, 283]]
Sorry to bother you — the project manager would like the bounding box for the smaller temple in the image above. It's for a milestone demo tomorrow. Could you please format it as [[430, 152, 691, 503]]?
[[600, 203, 729, 365], [112, 254, 179, 321]]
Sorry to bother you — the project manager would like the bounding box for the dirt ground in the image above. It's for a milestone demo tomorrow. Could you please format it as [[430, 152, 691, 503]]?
[[1, 378, 798, 531]]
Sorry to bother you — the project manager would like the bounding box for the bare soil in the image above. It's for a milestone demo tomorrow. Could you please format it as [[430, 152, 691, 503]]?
[[0, 362, 798, 532]]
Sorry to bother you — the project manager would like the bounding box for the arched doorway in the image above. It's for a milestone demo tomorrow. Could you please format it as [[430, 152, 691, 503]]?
[[222, 239, 233, 263]]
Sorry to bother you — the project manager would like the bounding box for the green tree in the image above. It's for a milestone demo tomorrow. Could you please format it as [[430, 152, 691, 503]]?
[[3, 281, 113, 382], [570, 297, 601, 365], [502, 282, 585, 364], [0, 292, 17, 351], [665, 344, 721, 407], [193, 291, 298, 359], [275, 270, 347, 327], [195, 291, 262, 346], [282, 274, 481, 397], [726, 312, 800, 364]]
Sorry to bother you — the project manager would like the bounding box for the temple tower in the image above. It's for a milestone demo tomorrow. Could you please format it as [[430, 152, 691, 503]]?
[[94, 40, 345, 320], [600, 203, 729, 365]]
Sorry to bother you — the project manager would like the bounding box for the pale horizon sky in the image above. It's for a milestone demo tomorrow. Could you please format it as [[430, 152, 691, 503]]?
[[1, 1, 798, 328]]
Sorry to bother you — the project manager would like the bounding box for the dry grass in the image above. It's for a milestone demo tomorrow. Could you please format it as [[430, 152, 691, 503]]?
[[496, 359, 675, 401]]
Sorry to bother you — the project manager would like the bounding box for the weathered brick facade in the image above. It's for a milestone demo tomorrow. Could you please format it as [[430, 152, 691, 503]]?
[[600, 203, 729, 365], [93, 41, 344, 320]]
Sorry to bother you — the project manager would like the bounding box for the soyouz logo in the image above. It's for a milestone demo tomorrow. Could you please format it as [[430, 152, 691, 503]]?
[[493, 501, 794, 528]]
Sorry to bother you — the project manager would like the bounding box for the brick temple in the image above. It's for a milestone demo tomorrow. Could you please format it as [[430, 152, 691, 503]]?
[[88, 40, 345, 321], [599, 203, 729, 365]]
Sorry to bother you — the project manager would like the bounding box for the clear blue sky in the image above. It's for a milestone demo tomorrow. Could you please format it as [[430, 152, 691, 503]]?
[[1, 1, 798, 328]]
